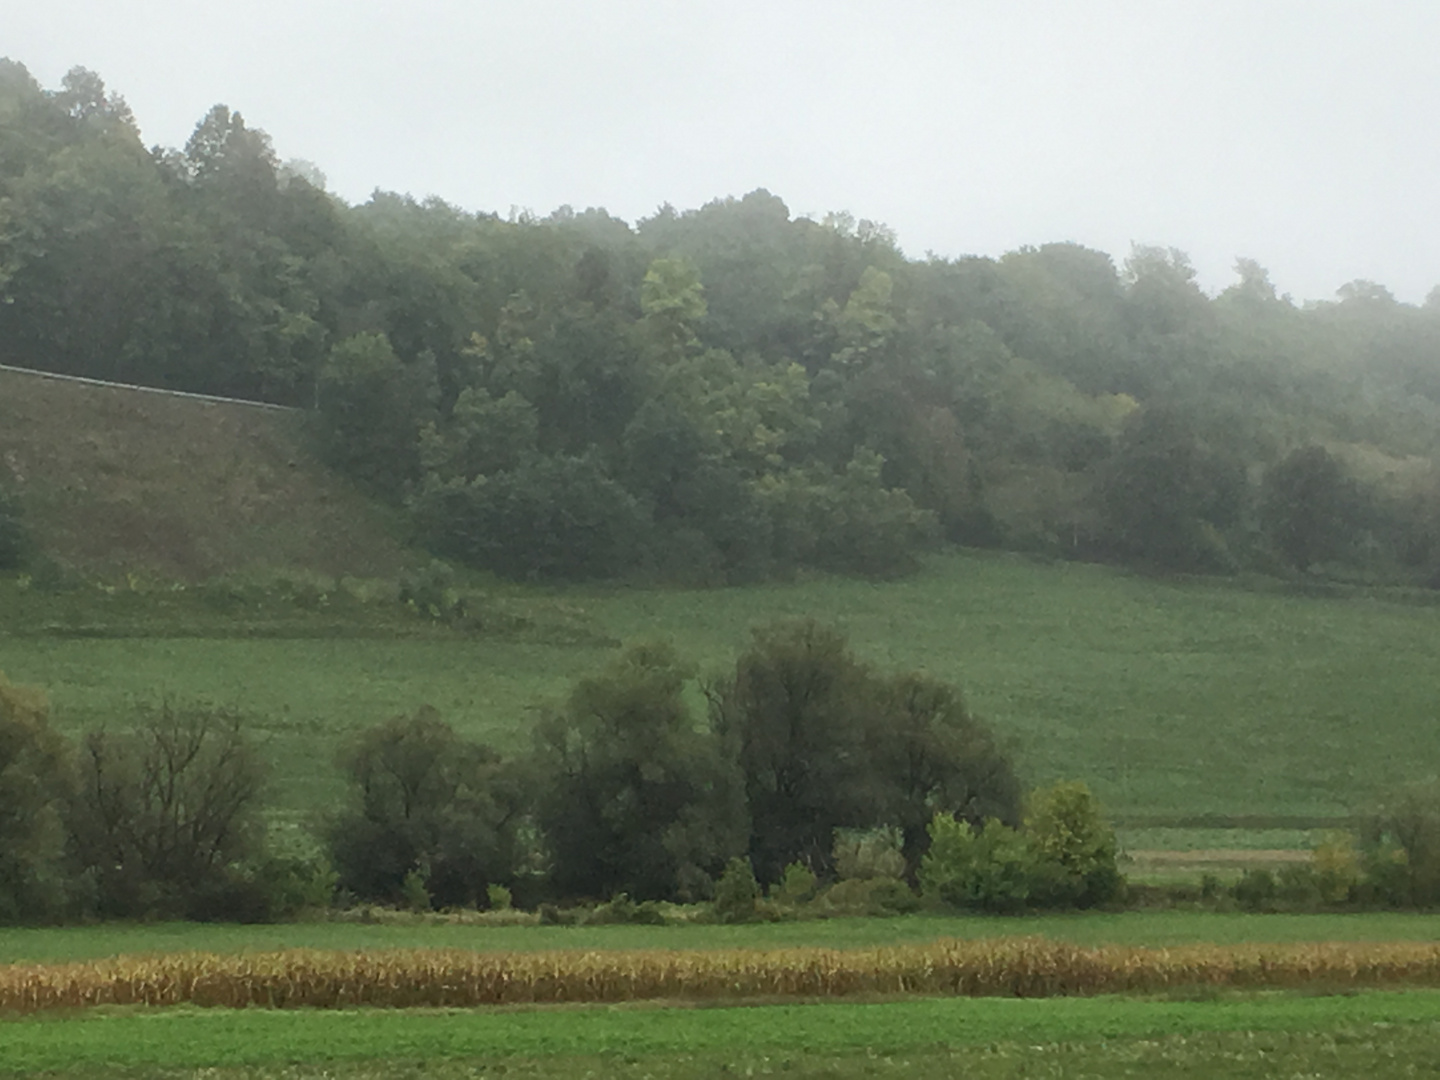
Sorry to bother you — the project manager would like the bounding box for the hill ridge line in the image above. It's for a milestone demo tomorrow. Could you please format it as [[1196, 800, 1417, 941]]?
[[0, 362, 296, 413]]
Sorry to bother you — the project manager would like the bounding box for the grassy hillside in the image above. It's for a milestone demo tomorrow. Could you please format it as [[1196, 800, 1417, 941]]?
[[0, 368, 413, 582], [2, 552, 1438, 830]]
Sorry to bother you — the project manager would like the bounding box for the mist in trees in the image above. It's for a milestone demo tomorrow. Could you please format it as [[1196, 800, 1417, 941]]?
[[6, 60, 1440, 587]]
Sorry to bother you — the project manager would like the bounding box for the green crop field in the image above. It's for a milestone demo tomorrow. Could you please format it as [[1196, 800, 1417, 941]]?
[[7, 556, 1437, 1078], [3, 992, 1439, 1077], [4, 550, 1438, 833], [5, 910, 1440, 966]]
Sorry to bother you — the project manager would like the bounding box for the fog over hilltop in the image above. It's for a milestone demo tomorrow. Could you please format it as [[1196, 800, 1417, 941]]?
[[9, 0, 1440, 302]]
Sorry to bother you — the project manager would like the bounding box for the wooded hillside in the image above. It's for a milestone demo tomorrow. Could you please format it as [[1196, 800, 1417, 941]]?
[[4, 60, 1439, 584]]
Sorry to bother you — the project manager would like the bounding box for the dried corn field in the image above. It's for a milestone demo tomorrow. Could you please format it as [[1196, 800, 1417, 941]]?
[[5, 938, 1440, 1012]]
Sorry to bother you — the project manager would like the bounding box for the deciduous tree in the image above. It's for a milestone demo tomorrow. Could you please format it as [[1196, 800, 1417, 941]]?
[[68, 703, 266, 919], [532, 643, 745, 901], [326, 707, 524, 908]]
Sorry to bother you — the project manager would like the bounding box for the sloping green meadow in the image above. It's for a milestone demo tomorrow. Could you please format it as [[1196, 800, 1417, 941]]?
[[2, 550, 1437, 825]]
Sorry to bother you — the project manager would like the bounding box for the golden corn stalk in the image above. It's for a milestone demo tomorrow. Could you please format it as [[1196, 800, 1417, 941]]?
[[2, 938, 1439, 1012]]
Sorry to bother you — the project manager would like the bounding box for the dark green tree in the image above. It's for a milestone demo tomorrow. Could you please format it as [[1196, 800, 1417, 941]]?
[[326, 707, 524, 908], [1097, 407, 1247, 571], [170, 104, 337, 402], [524, 305, 643, 456], [315, 331, 435, 495], [68, 703, 266, 919], [634, 190, 806, 360], [532, 643, 746, 901], [1260, 445, 1366, 570], [0, 75, 174, 382], [418, 386, 539, 482], [0, 674, 73, 921], [867, 672, 1021, 873], [989, 243, 1131, 394], [756, 452, 938, 578], [412, 452, 650, 580], [708, 620, 877, 883]]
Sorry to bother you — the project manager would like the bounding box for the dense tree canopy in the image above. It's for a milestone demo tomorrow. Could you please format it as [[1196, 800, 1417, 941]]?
[[531, 643, 746, 901], [6, 59, 1440, 585], [709, 620, 1021, 883], [326, 707, 525, 909]]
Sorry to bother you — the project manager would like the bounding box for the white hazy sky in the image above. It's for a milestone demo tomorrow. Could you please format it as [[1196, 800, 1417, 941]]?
[[6, 1, 1440, 303]]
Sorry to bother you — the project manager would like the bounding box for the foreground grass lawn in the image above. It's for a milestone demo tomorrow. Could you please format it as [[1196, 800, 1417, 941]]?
[[3, 991, 1439, 1076], [3, 911, 1440, 965], [15, 1027, 1440, 1079]]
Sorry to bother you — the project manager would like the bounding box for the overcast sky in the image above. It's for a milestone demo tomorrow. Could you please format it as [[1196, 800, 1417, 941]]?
[[7, 1, 1440, 303]]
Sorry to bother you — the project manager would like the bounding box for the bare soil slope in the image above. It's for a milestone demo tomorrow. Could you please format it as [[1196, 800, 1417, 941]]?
[[0, 369, 414, 582]]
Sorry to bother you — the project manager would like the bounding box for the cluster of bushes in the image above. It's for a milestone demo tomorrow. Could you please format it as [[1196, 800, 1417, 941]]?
[[709, 787, 1125, 923], [323, 620, 1025, 912], [464, 797, 1121, 927], [0, 673, 332, 923], [0, 619, 1035, 923], [1222, 795, 1440, 912], [917, 782, 1123, 912]]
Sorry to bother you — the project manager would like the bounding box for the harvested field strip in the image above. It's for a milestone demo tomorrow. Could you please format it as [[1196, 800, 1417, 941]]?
[[6, 938, 1440, 1012]]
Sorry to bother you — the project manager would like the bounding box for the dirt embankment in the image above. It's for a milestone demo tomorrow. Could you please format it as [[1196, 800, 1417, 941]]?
[[0, 368, 414, 582]]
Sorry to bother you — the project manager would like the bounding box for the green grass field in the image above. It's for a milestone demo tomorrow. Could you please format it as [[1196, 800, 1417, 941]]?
[[4, 992, 1439, 1077], [4, 550, 1438, 831], [9, 303, 1440, 1080], [6, 553, 1440, 1076]]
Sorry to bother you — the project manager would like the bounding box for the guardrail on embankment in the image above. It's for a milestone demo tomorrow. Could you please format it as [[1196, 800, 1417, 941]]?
[[0, 362, 298, 413]]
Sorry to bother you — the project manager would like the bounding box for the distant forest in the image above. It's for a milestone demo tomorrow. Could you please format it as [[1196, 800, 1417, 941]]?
[[5, 61, 1440, 584]]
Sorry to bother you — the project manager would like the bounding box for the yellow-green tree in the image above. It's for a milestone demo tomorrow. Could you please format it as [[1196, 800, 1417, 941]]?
[[1025, 781, 1122, 908]]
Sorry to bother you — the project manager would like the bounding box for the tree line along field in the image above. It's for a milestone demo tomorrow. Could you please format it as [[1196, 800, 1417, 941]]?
[[5, 307, 1440, 1080], [2, 549, 1437, 838]]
